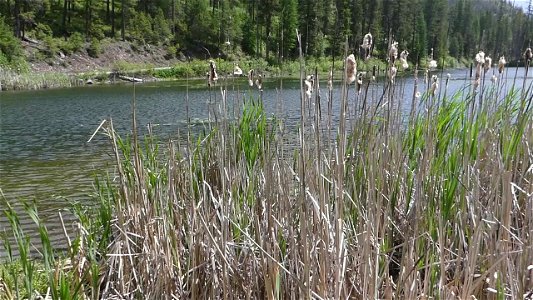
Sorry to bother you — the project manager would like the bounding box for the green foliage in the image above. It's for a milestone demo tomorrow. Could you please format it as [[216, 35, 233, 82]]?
[[43, 36, 60, 58], [130, 11, 155, 44], [1, 0, 532, 77], [34, 23, 54, 40], [237, 99, 269, 171], [87, 37, 102, 58], [64, 32, 85, 54], [0, 17, 23, 65]]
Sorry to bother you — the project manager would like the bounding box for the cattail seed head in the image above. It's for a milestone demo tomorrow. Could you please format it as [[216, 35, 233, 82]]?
[[362, 33, 372, 50], [233, 64, 243, 76], [328, 70, 333, 90], [357, 72, 365, 93], [305, 75, 314, 100], [484, 56, 492, 72], [389, 41, 398, 63], [255, 74, 263, 90], [361, 33, 373, 59], [525, 48, 532, 63], [247, 69, 254, 87], [475, 51, 485, 64], [208, 60, 218, 86], [389, 66, 397, 83], [400, 50, 409, 70], [430, 75, 438, 96], [498, 56, 506, 74], [346, 54, 357, 84]]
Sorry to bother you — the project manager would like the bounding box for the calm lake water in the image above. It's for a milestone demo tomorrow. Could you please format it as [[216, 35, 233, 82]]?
[[0, 67, 531, 257]]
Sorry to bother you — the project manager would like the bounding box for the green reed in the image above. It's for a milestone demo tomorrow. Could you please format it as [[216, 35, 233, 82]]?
[[2, 49, 532, 299]]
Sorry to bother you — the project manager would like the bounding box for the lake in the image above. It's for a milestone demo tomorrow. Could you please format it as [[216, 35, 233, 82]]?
[[0, 67, 531, 257]]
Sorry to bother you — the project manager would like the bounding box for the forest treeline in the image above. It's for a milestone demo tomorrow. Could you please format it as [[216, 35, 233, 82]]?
[[0, 0, 532, 71]]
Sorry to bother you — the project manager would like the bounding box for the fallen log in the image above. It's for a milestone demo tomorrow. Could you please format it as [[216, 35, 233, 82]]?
[[118, 75, 143, 82]]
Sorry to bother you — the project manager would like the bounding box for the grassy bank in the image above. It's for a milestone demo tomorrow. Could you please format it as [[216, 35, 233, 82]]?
[[0, 57, 390, 91], [1, 51, 532, 299]]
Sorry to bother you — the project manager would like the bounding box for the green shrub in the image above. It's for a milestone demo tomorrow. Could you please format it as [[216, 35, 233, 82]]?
[[165, 45, 177, 59], [0, 17, 23, 61], [43, 36, 60, 58], [87, 38, 101, 58], [34, 23, 53, 41], [63, 32, 85, 54]]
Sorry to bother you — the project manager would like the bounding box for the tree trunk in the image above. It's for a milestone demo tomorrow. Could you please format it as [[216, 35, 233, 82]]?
[[111, 0, 115, 36], [121, 0, 126, 41], [62, 0, 68, 38], [14, 0, 21, 38], [106, 0, 110, 22], [171, 0, 175, 34]]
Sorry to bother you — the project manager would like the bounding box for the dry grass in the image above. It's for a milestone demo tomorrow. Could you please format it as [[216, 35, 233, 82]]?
[[2, 49, 533, 299]]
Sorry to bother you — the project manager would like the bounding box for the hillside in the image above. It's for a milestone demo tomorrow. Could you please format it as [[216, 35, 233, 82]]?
[[0, 0, 532, 76], [22, 39, 179, 74]]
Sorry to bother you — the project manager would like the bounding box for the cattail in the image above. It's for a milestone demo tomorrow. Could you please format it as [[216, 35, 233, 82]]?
[[255, 74, 263, 91], [247, 69, 254, 87], [305, 75, 314, 99], [356, 72, 365, 93], [346, 54, 357, 84], [328, 69, 333, 90], [498, 56, 506, 74], [428, 48, 437, 69], [208, 60, 218, 86], [474, 51, 484, 89], [389, 66, 397, 83], [361, 32, 373, 59], [389, 41, 398, 63], [233, 64, 243, 76], [484, 56, 492, 73], [525, 47, 532, 64], [430, 75, 438, 96], [475, 51, 485, 64], [400, 50, 409, 70]]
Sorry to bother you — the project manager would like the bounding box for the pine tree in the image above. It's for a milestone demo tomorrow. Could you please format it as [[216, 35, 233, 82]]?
[[280, 0, 298, 59]]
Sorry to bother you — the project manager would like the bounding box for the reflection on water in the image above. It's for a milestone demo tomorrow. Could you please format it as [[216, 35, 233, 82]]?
[[0, 68, 531, 257]]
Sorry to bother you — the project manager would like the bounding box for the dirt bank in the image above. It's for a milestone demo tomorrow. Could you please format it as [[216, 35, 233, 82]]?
[[23, 39, 179, 74]]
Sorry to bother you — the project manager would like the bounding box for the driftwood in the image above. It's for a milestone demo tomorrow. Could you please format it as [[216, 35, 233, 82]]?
[[118, 75, 143, 82]]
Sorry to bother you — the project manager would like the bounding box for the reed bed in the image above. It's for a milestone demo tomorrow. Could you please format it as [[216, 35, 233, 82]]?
[[0, 69, 82, 91], [2, 46, 533, 299]]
